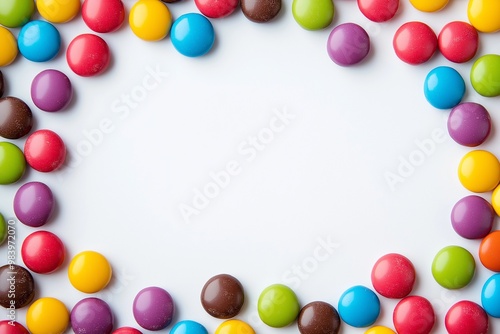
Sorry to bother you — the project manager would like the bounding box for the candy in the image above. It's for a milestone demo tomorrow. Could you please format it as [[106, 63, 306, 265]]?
[[409, 0, 448, 12], [24, 129, 66, 172], [36, 0, 80, 23], [133, 286, 174, 330], [326, 23, 370, 66], [0, 264, 35, 308], [447, 102, 491, 147], [297, 301, 340, 334], [371, 253, 415, 299], [0, 213, 6, 245], [129, 0, 172, 41], [0, 0, 34, 28], [258, 283, 300, 328], [71, 298, 114, 334], [0, 96, 33, 139], [451, 195, 494, 239], [479, 231, 500, 272], [365, 326, 396, 334], [357, 0, 399, 22], [18, 20, 61, 63], [393, 296, 435, 334], [195, 0, 239, 18], [82, 0, 125, 33], [470, 54, 500, 97], [468, 0, 500, 33], [171, 13, 215, 57], [482, 274, 500, 317], [0, 320, 29, 334], [214, 319, 255, 334], [458, 150, 500, 193], [423, 66, 465, 109], [393, 22, 437, 65], [26, 297, 69, 334], [200, 274, 244, 319], [31, 69, 73, 112], [67, 34, 111, 77], [113, 327, 143, 334], [0, 142, 26, 184], [338, 285, 380, 328], [241, 0, 281, 23], [68, 250, 112, 293], [21, 230, 65, 274], [170, 320, 208, 334], [445, 300, 488, 334], [432, 245, 475, 289], [14, 181, 54, 228], [0, 27, 17, 67], [292, 0, 334, 30], [438, 21, 478, 63]]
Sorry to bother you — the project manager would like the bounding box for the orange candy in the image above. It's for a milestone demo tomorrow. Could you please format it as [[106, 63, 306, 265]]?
[[479, 231, 500, 271]]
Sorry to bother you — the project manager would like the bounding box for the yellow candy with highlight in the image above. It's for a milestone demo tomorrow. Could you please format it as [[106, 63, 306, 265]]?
[[0, 27, 18, 67], [215, 320, 256, 334], [468, 0, 500, 33], [365, 325, 397, 334], [129, 0, 172, 41], [458, 150, 500, 193], [410, 0, 449, 12], [491, 185, 500, 216], [26, 297, 69, 334], [68, 250, 112, 293], [37, 0, 80, 23]]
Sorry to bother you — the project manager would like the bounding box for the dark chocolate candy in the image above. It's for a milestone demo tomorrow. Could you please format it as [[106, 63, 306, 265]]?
[[298, 301, 341, 334], [0, 96, 33, 139], [241, 0, 281, 23], [0, 264, 35, 309], [200, 274, 244, 319]]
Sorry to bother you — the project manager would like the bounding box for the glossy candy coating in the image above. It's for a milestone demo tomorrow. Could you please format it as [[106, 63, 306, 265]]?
[[68, 250, 112, 293], [424, 66, 465, 109], [0, 320, 29, 334], [365, 326, 396, 334], [14, 181, 54, 228], [432, 245, 475, 289], [298, 301, 340, 334], [470, 54, 500, 97], [445, 300, 488, 334], [448, 102, 491, 147], [357, 0, 399, 22], [241, 0, 281, 23], [170, 320, 208, 334], [438, 21, 478, 63], [200, 274, 244, 319], [24, 129, 66, 172], [171, 13, 215, 57], [214, 320, 255, 334], [479, 231, 500, 272], [71, 298, 114, 334], [21, 230, 65, 274], [482, 274, 500, 317], [451, 195, 494, 239], [129, 0, 172, 41], [468, 0, 500, 33], [258, 283, 300, 328], [458, 150, 500, 193], [18, 20, 61, 62], [0, 96, 33, 139], [31, 69, 73, 112], [67, 34, 110, 77], [82, 0, 125, 33], [0, 27, 18, 67], [133, 286, 174, 330], [393, 296, 435, 334], [0, 142, 25, 184], [26, 297, 69, 334], [292, 0, 334, 30], [37, 0, 80, 23], [195, 0, 239, 18], [0, 264, 35, 309], [410, 0, 448, 12], [393, 22, 437, 65], [371, 253, 415, 299], [338, 285, 380, 328], [113, 328, 143, 334], [0, 0, 34, 27], [327, 23, 370, 66]]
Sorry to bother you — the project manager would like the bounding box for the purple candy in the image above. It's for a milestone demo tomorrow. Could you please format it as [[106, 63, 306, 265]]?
[[31, 69, 72, 112], [133, 286, 174, 331], [448, 102, 491, 147], [13, 181, 54, 227], [327, 23, 370, 66], [71, 297, 114, 334], [451, 195, 494, 239]]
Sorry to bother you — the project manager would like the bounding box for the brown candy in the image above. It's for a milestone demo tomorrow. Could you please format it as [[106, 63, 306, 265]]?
[[200, 274, 244, 319], [161, 0, 182, 3], [298, 301, 341, 334], [241, 0, 281, 23], [0, 264, 35, 309], [0, 71, 4, 97], [0, 96, 33, 139]]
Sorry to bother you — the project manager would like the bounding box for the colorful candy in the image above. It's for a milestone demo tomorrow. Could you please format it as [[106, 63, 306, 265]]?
[[410, 0, 448, 12], [327, 23, 370, 66], [491, 185, 500, 215], [447, 102, 491, 147], [21, 230, 65, 274], [18, 20, 61, 62], [297, 301, 340, 334], [458, 150, 500, 193], [14, 181, 54, 228], [357, 0, 399, 22], [82, 0, 125, 33], [24, 129, 66, 172], [129, 0, 172, 41], [479, 231, 500, 272], [0, 96, 33, 139], [133, 286, 174, 330], [338, 285, 380, 328], [482, 274, 500, 317], [195, 0, 239, 18], [467, 0, 500, 33], [438, 21, 478, 63], [365, 326, 396, 334], [113, 327, 143, 334], [36, 0, 80, 24], [470, 54, 500, 97], [0, 213, 6, 245], [292, 0, 335, 30], [393, 22, 437, 65], [170, 320, 208, 334], [71, 298, 114, 334], [31, 69, 72, 112], [68, 250, 112, 293], [0, 142, 26, 184], [393, 296, 435, 334], [170, 13, 215, 57], [66, 34, 111, 77], [432, 245, 475, 289], [214, 319, 255, 334], [0, 320, 29, 334], [200, 274, 244, 319], [0, 264, 35, 308], [423, 66, 465, 109], [26, 297, 69, 334], [445, 300, 489, 334], [0, 27, 18, 67], [0, 0, 35, 28], [371, 253, 415, 299], [258, 283, 300, 328], [241, 0, 281, 23], [451, 195, 494, 239]]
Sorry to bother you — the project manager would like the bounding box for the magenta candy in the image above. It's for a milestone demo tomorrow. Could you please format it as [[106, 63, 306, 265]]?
[[71, 298, 114, 334], [327, 23, 370, 66], [133, 286, 174, 331], [451, 195, 494, 239], [31, 69, 72, 112], [13, 181, 54, 227], [448, 102, 491, 147]]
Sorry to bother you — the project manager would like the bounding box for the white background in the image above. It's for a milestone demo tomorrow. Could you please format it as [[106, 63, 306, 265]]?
[[2, 0, 500, 333]]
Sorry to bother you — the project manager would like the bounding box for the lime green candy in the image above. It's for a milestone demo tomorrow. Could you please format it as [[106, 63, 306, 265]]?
[[292, 0, 335, 30], [258, 284, 300, 327], [0, 214, 6, 246], [0, 0, 35, 28], [0, 142, 26, 184], [432, 245, 475, 289], [471, 54, 500, 97]]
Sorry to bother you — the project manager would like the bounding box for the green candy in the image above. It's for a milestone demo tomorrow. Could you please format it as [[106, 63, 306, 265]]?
[[0, 142, 26, 185], [292, 0, 335, 30], [258, 283, 300, 327], [432, 245, 475, 289], [0, 0, 35, 28], [470, 54, 500, 97], [0, 214, 6, 246]]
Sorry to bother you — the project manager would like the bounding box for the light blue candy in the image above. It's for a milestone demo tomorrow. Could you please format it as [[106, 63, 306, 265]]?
[[18, 20, 60, 62], [338, 285, 380, 327], [169, 320, 208, 334], [424, 66, 465, 109], [482, 274, 500, 317], [171, 13, 215, 57]]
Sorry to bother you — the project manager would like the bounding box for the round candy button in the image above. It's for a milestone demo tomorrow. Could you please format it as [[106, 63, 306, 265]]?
[[0, 264, 35, 309], [241, 0, 281, 23], [482, 274, 500, 317], [195, 0, 239, 18], [26, 297, 69, 334], [432, 245, 475, 289], [292, 0, 335, 30], [458, 150, 500, 193], [21, 230, 65, 274], [451, 195, 494, 239], [479, 231, 500, 272], [327, 23, 370, 66], [338, 285, 380, 328], [113, 327, 143, 334], [14, 181, 54, 228], [71, 298, 114, 334], [18, 20, 61, 62], [67, 34, 111, 77], [410, 0, 448, 12], [298, 301, 340, 334], [170, 320, 208, 334], [24, 129, 66, 172], [0, 142, 26, 184], [0, 320, 29, 334], [393, 22, 437, 65], [438, 21, 478, 63], [0, 0, 35, 27], [171, 13, 215, 57], [365, 326, 396, 334], [468, 0, 500, 33], [471, 54, 500, 97], [0, 27, 18, 67], [68, 250, 112, 293], [424, 66, 465, 109], [393, 296, 435, 334], [37, 0, 80, 23], [200, 273, 244, 319], [445, 300, 488, 334], [0, 96, 33, 139], [133, 286, 174, 330], [129, 0, 172, 41], [82, 0, 125, 33], [31, 69, 73, 112], [371, 253, 415, 299], [258, 284, 300, 328], [357, 0, 399, 22], [215, 319, 255, 334], [448, 102, 491, 147]]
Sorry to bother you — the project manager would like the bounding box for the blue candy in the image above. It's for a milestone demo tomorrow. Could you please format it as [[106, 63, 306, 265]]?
[[482, 273, 500, 317], [338, 285, 380, 327], [171, 13, 215, 57], [424, 66, 465, 109], [18, 20, 60, 62], [170, 320, 208, 334]]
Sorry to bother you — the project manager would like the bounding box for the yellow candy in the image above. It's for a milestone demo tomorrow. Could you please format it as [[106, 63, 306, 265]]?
[[26, 297, 69, 334], [410, 0, 449, 12], [129, 0, 172, 41], [458, 150, 500, 193], [37, 0, 80, 24], [468, 0, 500, 33], [68, 250, 112, 293], [215, 320, 256, 334], [365, 325, 397, 334], [491, 185, 500, 216], [0, 27, 18, 67]]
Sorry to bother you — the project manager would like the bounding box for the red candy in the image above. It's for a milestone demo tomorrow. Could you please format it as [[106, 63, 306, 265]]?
[[0, 320, 29, 334], [24, 129, 66, 172], [113, 327, 143, 334], [67, 34, 111, 77], [393, 21, 437, 65], [194, 0, 239, 18], [21, 231, 65, 274], [393, 296, 435, 334], [371, 253, 415, 299], [82, 0, 125, 33], [438, 21, 478, 63], [445, 301, 488, 334], [357, 0, 399, 22]]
